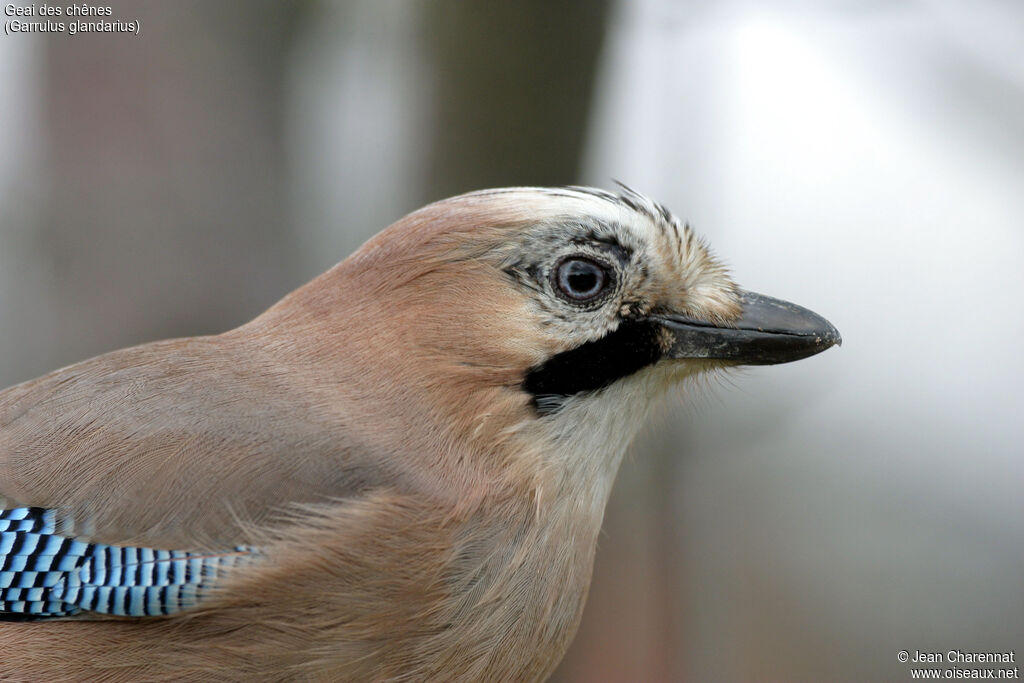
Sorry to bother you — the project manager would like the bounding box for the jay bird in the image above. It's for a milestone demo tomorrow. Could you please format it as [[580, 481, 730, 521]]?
[[0, 186, 839, 680]]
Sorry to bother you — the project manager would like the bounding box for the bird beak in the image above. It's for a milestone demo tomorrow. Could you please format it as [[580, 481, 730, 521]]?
[[652, 290, 841, 365]]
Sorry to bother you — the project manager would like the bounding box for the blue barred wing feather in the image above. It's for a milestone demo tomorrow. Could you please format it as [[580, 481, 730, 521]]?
[[0, 507, 254, 620]]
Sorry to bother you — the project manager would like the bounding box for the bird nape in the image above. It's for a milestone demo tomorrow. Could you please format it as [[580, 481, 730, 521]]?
[[0, 185, 839, 681]]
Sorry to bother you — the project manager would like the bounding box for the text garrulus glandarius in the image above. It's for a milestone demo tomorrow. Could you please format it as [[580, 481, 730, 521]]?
[[0, 186, 839, 680]]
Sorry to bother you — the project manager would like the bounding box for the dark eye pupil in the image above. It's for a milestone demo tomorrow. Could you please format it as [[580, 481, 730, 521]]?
[[556, 258, 607, 301], [568, 270, 596, 293]]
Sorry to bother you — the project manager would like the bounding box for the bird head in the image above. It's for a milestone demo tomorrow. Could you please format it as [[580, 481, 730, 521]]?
[[261, 186, 839, 500]]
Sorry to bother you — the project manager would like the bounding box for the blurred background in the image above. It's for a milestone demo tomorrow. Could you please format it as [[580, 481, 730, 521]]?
[[1, 1, 1021, 680]]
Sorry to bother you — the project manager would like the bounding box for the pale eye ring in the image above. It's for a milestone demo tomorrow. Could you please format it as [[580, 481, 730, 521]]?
[[554, 257, 610, 303]]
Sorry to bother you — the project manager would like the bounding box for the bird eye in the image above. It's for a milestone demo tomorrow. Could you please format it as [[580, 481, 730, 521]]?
[[554, 257, 610, 303]]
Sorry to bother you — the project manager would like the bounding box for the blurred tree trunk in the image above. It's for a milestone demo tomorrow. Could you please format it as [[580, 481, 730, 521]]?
[[420, 0, 612, 200], [35, 0, 305, 377]]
